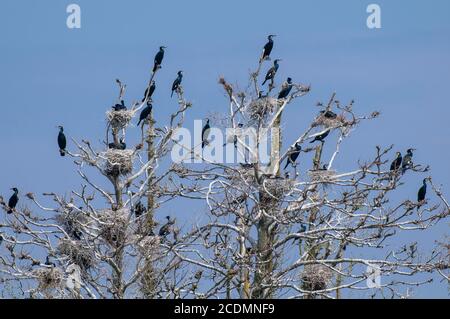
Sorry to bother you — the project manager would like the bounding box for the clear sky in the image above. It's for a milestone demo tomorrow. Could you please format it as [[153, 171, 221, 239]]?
[[0, 0, 449, 298]]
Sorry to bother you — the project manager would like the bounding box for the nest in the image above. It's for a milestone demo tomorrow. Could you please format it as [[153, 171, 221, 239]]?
[[228, 166, 257, 185], [102, 149, 134, 176], [99, 208, 129, 246], [308, 169, 337, 183], [312, 113, 347, 129], [57, 239, 95, 271], [248, 97, 278, 120], [136, 235, 161, 256], [301, 264, 332, 292], [106, 109, 135, 130], [55, 211, 86, 240], [260, 178, 295, 201], [34, 267, 64, 291]]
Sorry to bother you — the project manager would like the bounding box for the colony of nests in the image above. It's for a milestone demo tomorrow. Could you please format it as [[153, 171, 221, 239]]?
[[247, 96, 278, 121], [106, 109, 135, 131], [101, 149, 134, 176], [301, 264, 333, 292], [34, 267, 64, 291], [308, 168, 337, 184], [99, 208, 129, 246], [57, 239, 95, 271]]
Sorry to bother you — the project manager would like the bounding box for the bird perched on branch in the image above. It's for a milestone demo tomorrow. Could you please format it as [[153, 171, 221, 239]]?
[[133, 201, 145, 218], [223, 123, 244, 147], [402, 148, 415, 174], [159, 216, 175, 237], [113, 100, 127, 111], [57, 126, 67, 156], [262, 59, 281, 85], [137, 101, 153, 126], [171, 71, 183, 97], [260, 35, 276, 62], [309, 129, 330, 144], [202, 118, 211, 148], [390, 152, 402, 172], [142, 81, 156, 102], [7, 188, 19, 214], [417, 178, 427, 208], [277, 77, 293, 99], [153, 46, 166, 72], [284, 142, 302, 169]]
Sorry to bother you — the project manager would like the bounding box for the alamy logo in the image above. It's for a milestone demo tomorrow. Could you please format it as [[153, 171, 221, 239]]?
[[366, 4, 381, 29], [171, 121, 281, 174], [66, 4, 81, 29]]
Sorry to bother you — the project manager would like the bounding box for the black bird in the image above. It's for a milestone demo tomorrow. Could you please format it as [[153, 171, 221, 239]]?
[[7, 188, 18, 214], [277, 77, 293, 99], [108, 138, 126, 150], [260, 35, 276, 62], [201, 118, 211, 148], [319, 164, 328, 170], [262, 59, 281, 85], [309, 129, 330, 144], [402, 148, 414, 174], [223, 123, 244, 147], [320, 110, 337, 119], [0, 234, 3, 245], [57, 126, 67, 156], [417, 178, 427, 205], [133, 201, 145, 218], [142, 81, 156, 102], [171, 71, 183, 97], [153, 46, 166, 72], [45, 256, 56, 267], [113, 100, 127, 111], [159, 216, 175, 237], [390, 152, 402, 172], [137, 101, 153, 126], [284, 142, 302, 169]]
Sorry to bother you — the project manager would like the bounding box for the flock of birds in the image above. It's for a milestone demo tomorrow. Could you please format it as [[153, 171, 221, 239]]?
[[2, 35, 428, 237]]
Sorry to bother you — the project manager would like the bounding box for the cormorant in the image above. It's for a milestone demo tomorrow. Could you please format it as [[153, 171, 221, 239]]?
[[153, 46, 166, 72], [113, 100, 127, 111], [277, 77, 293, 99], [309, 129, 330, 143], [171, 71, 183, 97], [134, 201, 145, 218], [390, 152, 402, 172], [262, 59, 281, 85], [284, 142, 302, 169], [137, 101, 153, 126], [142, 81, 156, 102], [7, 188, 18, 214], [260, 35, 276, 62], [402, 148, 414, 174], [159, 216, 175, 237], [319, 164, 328, 170], [108, 138, 126, 150], [417, 178, 427, 206], [223, 123, 244, 147], [45, 256, 56, 267], [57, 126, 67, 156], [201, 118, 211, 148], [320, 110, 337, 119]]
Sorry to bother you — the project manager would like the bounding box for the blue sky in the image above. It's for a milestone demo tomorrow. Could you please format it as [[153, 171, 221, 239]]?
[[0, 0, 449, 297]]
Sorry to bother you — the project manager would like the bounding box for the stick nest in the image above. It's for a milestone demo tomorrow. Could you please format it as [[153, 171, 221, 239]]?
[[308, 169, 337, 183], [99, 208, 129, 246], [312, 113, 347, 129], [34, 267, 64, 291], [106, 110, 135, 130], [261, 178, 295, 200], [55, 211, 86, 240], [248, 97, 278, 121], [301, 264, 332, 292], [101, 149, 134, 176], [57, 239, 95, 271]]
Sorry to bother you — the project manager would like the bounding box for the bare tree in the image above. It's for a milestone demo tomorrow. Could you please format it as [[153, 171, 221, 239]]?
[[0, 41, 449, 299]]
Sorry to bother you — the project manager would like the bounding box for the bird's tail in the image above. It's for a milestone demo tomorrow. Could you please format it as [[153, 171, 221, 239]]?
[[7, 209, 12, 214], [60, 149, 66, 156], [153, 63, 158, 72], [284, 161, 289, 170], [171, 90, 174, 98], [309, 139, 315, 144], [137, 119, 142, 126], [262, 79, 267, 85]]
